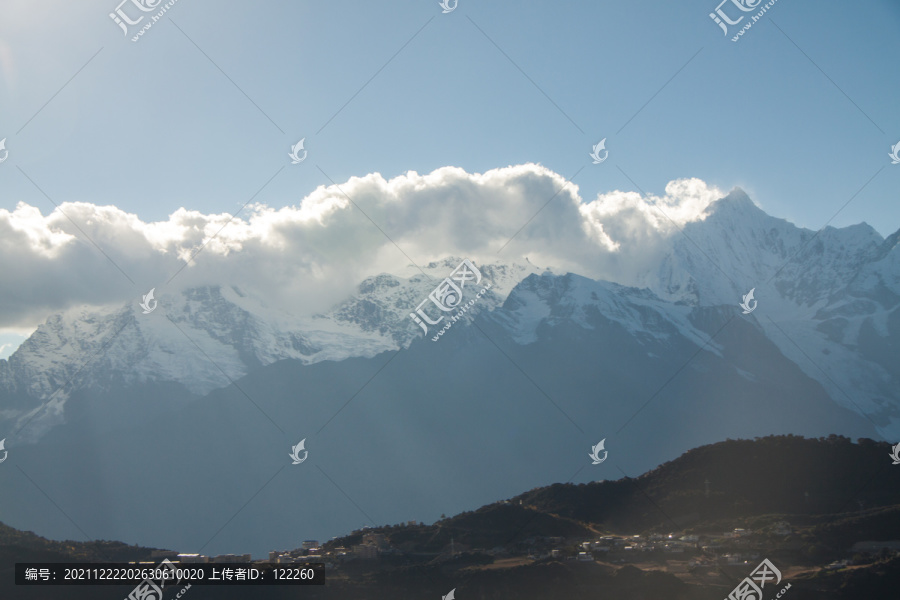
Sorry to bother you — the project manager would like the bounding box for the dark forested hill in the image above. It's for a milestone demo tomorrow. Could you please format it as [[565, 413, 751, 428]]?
[[4, 435, 900, 599]]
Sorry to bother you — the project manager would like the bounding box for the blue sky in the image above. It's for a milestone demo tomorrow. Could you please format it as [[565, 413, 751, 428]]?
[[0, 0, 899, 556], [0, 0, 899, 354]]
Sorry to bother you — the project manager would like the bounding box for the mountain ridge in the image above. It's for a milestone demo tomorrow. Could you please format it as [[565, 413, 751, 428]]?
[[2, 189, 898, 442]]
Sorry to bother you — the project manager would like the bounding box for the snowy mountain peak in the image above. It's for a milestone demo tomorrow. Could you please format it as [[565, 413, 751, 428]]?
[[322, 259, 540, 341], [1, 258, 538, 434], [709, 187, 757, 212], [2, 193, 898, 442]]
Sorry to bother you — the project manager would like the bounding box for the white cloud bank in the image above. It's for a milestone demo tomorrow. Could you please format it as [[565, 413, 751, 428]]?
[[0, 164, 725, 329]]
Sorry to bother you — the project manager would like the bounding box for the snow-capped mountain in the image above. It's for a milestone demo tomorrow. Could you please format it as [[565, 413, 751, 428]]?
[[0, 259, 538, 440], [1, 189, 898, 444], [641, 189, 900, 435], [0, 266, 878, 557], [640, 189, 889, 308], [1, 188, 895, 555]]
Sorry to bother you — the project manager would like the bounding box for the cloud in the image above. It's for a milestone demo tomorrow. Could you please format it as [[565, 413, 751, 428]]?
[[0, 164, 724, 329]]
